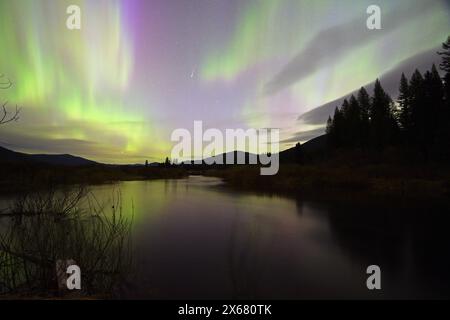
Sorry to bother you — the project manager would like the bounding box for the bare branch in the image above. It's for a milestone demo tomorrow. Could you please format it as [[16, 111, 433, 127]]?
[[0, 101, 21, 125], [0, 74, 20, 125]]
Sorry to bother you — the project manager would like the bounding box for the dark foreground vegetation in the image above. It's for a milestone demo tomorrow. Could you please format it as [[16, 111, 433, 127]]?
[[0, 184, 133, 299], [205, 156, 450, 207], [0, 162, 188, 195]]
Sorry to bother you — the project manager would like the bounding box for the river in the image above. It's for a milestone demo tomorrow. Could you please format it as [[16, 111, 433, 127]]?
[[83, 176, 450, 299]]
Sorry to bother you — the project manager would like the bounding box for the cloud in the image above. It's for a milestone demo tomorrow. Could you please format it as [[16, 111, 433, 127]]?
[[280, 127, 326, 144], [264, 1, 431, 95]]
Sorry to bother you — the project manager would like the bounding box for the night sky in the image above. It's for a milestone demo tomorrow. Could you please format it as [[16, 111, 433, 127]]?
[[0, 0, 449, 163]]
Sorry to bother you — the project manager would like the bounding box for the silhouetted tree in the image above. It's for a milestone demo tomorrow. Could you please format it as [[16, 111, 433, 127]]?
[[326, 116, 333, 135], [438, 36, 450, 73], [324, 35, 450, 161], [326, 115, 335, 147], [292, 142, 304, 163], [423, 65, 444, 154], [333, 106, 346, 148], [347, 95, 363, 147], [338, 99, 351, 146], [370, 79, 397, 148], [397, 73, 411, 134], [145, 160, 149, 167], [437, 36, 450, 158], [357, 87, 370, 145], [164, 157, 170, 167], [430, 64, 444, 104], [408, 69, 426, 152]]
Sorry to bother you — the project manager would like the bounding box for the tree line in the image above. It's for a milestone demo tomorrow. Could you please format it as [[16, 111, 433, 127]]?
[[326, 36, 450, 161]]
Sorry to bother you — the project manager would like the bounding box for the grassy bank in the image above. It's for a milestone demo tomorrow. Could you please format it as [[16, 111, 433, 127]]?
[[204, 162, 450, 206]]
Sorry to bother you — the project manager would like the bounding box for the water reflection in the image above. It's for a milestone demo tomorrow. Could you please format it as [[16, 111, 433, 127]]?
[[3, 176, 449, 299]]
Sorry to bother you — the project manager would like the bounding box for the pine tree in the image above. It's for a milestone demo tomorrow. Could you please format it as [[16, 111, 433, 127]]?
[[330, 106, 345, 148], [347, 95, 362, 147], [357, 87, 370, 122], [324, 35, 450, 158], [397, 73, 411, 133], [340, 99, 351, 147], [430, 64, 444, 97], [341, 99, 350, 117], [370, 79, 395, 148], [326, 116, 333, 135], [437, 36, 450, 159], [357, 87, 371, 146], [438, 36, 450, 73], [438, 36, 450, 121], [326, 112, 336, 147], [409, 70, 425, 149], [426, 65, 444, 139]]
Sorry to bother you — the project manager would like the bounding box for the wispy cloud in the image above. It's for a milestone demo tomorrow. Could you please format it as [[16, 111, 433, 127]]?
[[264, 1, 430, 95]]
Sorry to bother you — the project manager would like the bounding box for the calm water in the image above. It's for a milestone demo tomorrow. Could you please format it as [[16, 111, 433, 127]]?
[[84, 176, 450, 299], [2, 176, 450, 299]]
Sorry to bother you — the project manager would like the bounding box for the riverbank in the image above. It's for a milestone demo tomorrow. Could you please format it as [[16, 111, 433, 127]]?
[[0, 164, 189, 195], [1, 160, 449, 207], [203, 163, 450, 207]]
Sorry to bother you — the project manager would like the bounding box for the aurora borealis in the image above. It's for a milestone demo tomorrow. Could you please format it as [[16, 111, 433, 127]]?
[[0, 0, 449, 163]]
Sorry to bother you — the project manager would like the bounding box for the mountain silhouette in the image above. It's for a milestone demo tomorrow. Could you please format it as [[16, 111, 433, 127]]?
[[0, 145, 98, 166], [181, 136, 327, 165]]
